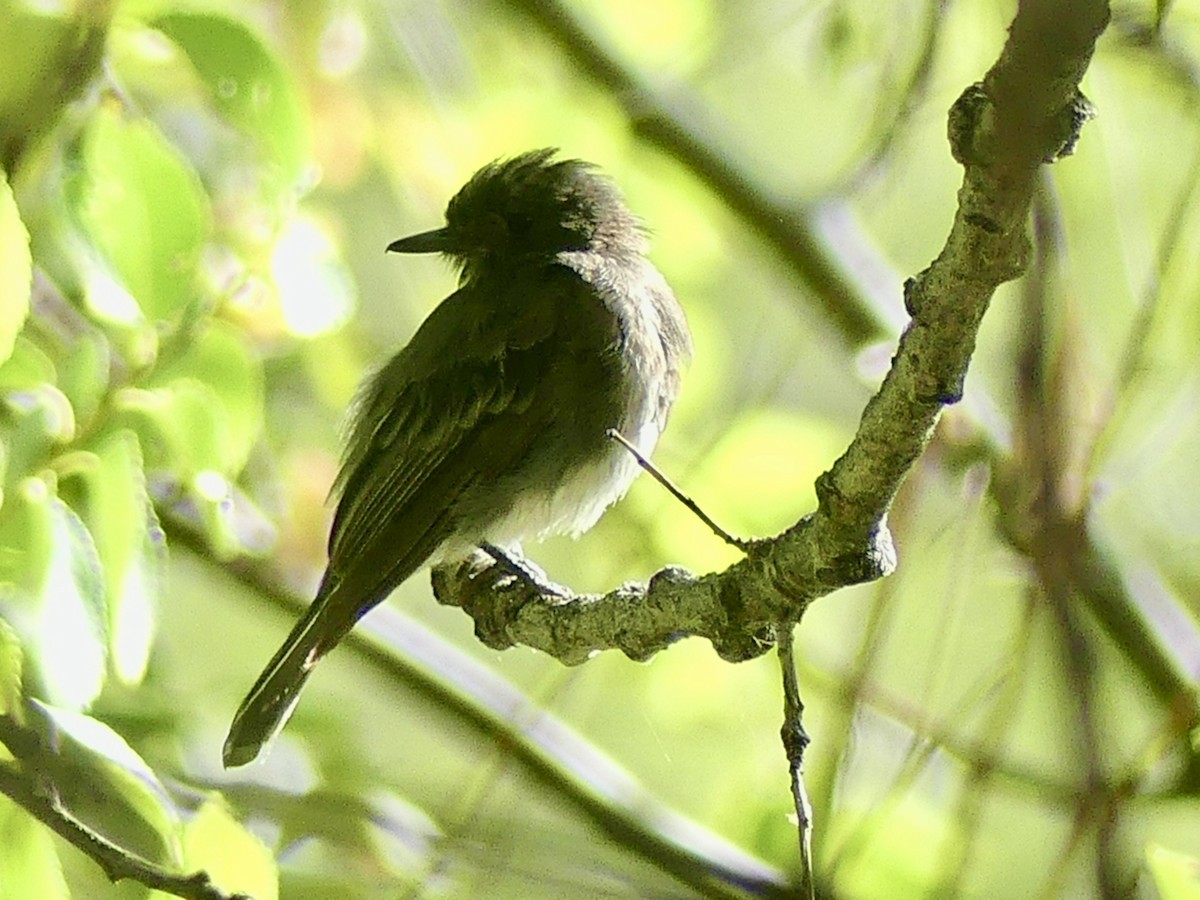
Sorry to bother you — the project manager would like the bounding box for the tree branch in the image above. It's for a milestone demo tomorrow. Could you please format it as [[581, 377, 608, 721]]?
[[435, 0, 1111, 665]]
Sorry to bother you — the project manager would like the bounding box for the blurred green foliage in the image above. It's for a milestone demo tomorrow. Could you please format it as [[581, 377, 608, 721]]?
[[0, 0, 1199, 898]]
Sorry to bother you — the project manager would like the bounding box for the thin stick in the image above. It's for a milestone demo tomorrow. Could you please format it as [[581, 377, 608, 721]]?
[[778, 623, 815, 899], [606, 429, 749, 551]]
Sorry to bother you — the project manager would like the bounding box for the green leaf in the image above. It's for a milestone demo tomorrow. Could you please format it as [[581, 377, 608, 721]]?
[[0, 3, 74, 131], [57, 330, 110, 432], [0, 334, 54, 392], [0, 343, 71, 501], [0, 170, 30, 365], [0, 1, 110, 171], [0, 478, 106, 711], [0, 796, 68, 900], [192, 473, 277, 560], [70, 105, 211, 323], [113, 379, 226, 475], [0, 615, 22, 716], [148, 797, 276, 900], [2, 383, 74, 445], [0, 481, 50, 598], [1148, 844, 1200, 900], [146, 322, 265, 474], [29, 701, 182, 867], [111, 323, 263, 481], [59, 431, 165, 685], [153, 10, 310, 196]]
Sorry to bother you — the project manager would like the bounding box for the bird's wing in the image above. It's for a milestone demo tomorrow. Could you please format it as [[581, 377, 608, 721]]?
[[225, 265, 633, 767], [322, 267, 576, 615]]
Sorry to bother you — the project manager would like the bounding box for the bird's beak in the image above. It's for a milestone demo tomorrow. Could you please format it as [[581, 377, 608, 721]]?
[[386, 227, 454, 254]]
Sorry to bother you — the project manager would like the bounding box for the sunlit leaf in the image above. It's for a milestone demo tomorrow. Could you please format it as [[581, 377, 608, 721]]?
[[70, 105, 210, 323], [0, 347, 69, 503], [0, 1, 109, 171], [35, 491, 106, 711], [0, 3, 75, 126], [0, 615, 22, 716], [112, 322, 264, 482], [1148, 844, 1200, 900], [146, 797, 277, 900], [56, 331, 110, 433], [114, 379, 225, 476], [145, 321, 264, 474], [0, 796, 68, 900], [29, 701, 182, 867], [190, 470, 276, 559], [0, 478, 106, 711], [0, 480, 50, 596], [59, 431, 165, 684], [3, 384, 74, 445], [0, 170, 30, 365], [108, 505, 165, 685], [0, 335, 54, 392], [153, 10, 310, 196]]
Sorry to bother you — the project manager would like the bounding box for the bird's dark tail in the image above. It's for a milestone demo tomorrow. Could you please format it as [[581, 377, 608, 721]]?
[[223, 581, 352, 768]]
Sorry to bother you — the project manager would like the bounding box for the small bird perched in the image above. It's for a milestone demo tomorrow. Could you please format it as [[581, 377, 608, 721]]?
[[223, 149, 692, 767]]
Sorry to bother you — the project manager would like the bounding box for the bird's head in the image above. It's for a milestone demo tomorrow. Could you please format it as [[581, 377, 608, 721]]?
[[387, 149, 646, 276]]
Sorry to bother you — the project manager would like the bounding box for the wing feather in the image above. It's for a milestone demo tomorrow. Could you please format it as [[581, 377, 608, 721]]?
[[318, 268, 577, 619]]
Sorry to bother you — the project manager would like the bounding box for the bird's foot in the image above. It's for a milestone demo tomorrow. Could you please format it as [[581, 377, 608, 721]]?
[[478, 543, 569, 599], [430, 545, 570, 650]]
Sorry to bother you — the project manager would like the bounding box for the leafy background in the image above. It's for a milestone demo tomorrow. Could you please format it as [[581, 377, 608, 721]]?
[[1, 0, 1199, 898]]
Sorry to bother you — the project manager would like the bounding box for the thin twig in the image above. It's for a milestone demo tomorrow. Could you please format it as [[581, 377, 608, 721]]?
[[606, 428, 750, 551], [777, 623, 815, 899]]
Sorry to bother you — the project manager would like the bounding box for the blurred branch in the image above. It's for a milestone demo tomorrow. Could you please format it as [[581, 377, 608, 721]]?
[[435, 0, 1111, 661], [1107, 7, 1200, 93], [986, 129, 1200, 750], [508, 0, 890, 345], [0, 716, 243, 900], [851, 0, 950, 185], [992, 452, 1200, 752], [1016, 194, 1122, 898], [777, 627, 814, 900], [169, 527, 791, 900]]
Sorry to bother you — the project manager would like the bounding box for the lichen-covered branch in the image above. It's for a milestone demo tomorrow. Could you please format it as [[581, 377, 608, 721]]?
[[436, 0, 1111, 665]]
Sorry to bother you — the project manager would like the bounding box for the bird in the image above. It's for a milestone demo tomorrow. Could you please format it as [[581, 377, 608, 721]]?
[[223, 148, 692, 767]]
